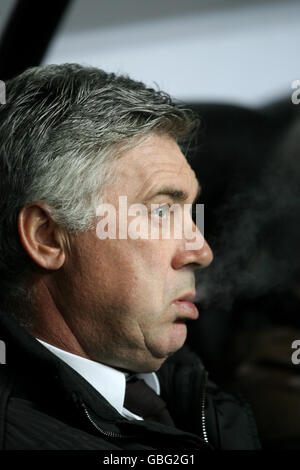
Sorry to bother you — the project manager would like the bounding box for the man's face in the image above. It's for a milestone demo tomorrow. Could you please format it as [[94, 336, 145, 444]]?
[[54, 134, 213, 372]]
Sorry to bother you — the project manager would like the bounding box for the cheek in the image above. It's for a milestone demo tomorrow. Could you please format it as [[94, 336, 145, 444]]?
[[78, 235, 175, 308], [127, 244, 171, 290]]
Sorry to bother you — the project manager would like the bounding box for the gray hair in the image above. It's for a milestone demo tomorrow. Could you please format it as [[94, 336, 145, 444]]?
[[0, 63, 199, 325]]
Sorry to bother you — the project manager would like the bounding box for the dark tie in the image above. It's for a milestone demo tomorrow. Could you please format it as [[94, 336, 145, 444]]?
[[124, 376, 175, 427]]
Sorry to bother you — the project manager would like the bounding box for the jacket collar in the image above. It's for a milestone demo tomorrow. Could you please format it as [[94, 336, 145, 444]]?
[[0, 309, 208, 447]]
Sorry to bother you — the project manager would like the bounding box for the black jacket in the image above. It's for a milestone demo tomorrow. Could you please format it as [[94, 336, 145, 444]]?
[[0, 310, 260, 450]]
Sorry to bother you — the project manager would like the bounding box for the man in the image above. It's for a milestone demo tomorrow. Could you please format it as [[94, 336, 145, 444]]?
[[0, 64, 259, 450]]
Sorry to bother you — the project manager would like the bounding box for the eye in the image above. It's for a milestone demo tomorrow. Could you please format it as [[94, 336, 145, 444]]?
[[152, 203, 170, 219]]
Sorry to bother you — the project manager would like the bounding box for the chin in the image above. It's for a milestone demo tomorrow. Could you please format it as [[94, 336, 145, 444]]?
[[142, 341, 185, 372], [165, 322, 187, 353], [123, 327, 187, 373]]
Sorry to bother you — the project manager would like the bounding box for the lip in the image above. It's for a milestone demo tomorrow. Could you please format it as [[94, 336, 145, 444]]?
[[174, 292, 196, 303], [172, 293, 199, 321]]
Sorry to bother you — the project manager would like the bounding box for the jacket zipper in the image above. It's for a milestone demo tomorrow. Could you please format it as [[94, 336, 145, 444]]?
[[75, 376, 211, 447], [81, 399, 210, 450], [201, 370, 209, 445], [80, 400, 130, 438]]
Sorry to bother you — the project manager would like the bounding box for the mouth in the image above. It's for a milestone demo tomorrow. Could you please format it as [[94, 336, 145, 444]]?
[[172, 293, 199, 321], [175, 293, 196, 303]]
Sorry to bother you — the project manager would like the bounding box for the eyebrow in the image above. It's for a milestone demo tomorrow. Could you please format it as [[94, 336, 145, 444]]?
[[143, 182, 202, 204]]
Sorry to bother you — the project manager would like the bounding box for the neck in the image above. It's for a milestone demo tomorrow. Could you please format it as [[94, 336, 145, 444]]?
[[27, 278, 89, 359]]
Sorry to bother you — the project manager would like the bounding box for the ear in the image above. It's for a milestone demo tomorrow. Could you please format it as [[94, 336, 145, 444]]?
[[18, 203, 66, 270]]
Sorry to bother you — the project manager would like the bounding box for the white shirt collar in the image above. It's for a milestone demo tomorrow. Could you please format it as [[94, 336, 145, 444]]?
[[36, 339, 160, 419]]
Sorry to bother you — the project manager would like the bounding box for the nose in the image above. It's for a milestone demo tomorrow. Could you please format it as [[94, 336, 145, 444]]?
[[172, 238, 214, 270]]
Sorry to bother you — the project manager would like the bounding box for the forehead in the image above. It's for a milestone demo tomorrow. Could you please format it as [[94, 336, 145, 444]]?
[[112, 134, 198, 200]]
